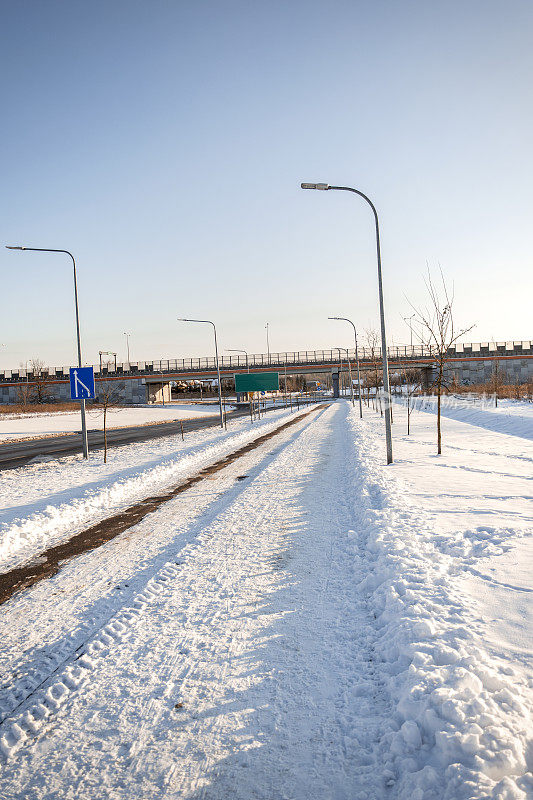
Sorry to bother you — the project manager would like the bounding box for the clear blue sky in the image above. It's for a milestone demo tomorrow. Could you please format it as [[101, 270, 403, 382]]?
[[1, 0, 532, 368]]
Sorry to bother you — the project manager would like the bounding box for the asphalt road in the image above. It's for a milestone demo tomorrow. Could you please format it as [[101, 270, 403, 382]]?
[[0, 401, 324, 470], [0, 410, 242, 470]]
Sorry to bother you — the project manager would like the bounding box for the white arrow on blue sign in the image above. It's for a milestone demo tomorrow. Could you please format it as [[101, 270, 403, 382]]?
[[69, 367, 95, 400]]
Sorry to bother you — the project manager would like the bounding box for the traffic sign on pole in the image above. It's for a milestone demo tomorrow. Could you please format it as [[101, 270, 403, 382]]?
[[69, 367, 95, 400], [234, 372, 279, 392]]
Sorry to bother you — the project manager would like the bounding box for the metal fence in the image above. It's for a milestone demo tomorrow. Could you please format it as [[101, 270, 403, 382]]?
[[1, 341, 531, 383]]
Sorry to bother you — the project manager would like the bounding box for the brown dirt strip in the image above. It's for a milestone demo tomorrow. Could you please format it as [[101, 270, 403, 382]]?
[[0, 403, 328, 606]]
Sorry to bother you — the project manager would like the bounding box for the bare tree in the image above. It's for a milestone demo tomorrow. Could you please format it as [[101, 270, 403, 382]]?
[[399, 364, 423, 435], [16, 382, 32, 409], [365, 329, 382, 414], [410, 269, 474, 454], [94, 382, 122, 463], [28, 358, 53, 404]]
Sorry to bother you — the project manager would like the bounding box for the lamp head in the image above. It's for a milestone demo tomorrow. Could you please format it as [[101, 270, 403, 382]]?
[[301, 182, 329, 190], [5, 245, 25, 250]]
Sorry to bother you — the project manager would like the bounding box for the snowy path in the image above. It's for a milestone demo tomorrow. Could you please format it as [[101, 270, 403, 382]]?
[[0, 402, 531, 799], [0, 403, 390, 798]]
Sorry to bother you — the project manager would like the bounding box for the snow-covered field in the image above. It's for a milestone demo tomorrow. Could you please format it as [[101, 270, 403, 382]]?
[[0, 403, 222, 442], [397, 395, 533, 441], [0, 400, 531, 798]]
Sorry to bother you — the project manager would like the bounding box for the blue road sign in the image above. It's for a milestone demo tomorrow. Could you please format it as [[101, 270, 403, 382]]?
[[69, 366, 95, 400]]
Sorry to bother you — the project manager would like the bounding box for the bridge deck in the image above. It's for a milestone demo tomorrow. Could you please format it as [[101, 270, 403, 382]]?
[[1, 342, 532, 386]]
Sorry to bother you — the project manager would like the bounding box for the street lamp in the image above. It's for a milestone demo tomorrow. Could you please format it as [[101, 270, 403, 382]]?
[[403, 314, 416, 352], [6, 245, 89, 459], [177, 318, 224, 428], [328, 316, 363, 418], [301, 182, 393, 464], [335, 347, 345, 398], [226, 348, 249, 372], [336, 347, 355, 406], [265, 323, 270, 364], [123, 332, 132, 365], [99, 350, 117, 372]]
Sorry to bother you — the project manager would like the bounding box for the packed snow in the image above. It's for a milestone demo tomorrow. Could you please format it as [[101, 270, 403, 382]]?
[[0, 402, 223, 442], [0, 399, 531, 798], [396, 394, 533, 441], [0, 406, 296, 573]]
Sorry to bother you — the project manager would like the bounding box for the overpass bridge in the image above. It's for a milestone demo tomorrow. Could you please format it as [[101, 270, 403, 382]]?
[[0, 340, 531, 404]]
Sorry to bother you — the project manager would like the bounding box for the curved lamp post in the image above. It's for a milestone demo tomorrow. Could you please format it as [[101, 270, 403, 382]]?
[[226, 348, 249, 372], [178, 318, 224, 428], [328, 316, 363, 418], [336, 346, 355, 406], [403, 313, 416, 351], [265, 323, 270, 364], [123, 332, 132, 365], [301, 183, 393, 463], [6, 245, 89, 458]]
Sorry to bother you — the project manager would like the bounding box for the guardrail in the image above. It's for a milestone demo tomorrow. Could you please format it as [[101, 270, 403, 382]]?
[[1, 341, 531, 383]]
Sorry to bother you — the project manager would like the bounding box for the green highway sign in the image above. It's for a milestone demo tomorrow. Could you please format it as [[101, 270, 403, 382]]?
[[234, 372, 279, 392]]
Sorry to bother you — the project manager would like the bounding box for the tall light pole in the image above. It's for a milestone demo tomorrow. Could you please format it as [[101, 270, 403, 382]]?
[[226, 348, 249, 372], [123, 331, 132, 365], [99, 350, 117, 372], [337, 346, 355, 407], [328, 316, 363, 418], [335, 347, 346, 398], [265, 322, 270, 364], [402, 313, 417, 435], [403, 313, 416, 351], [178, 318, 224, 428], [301, 182, 393, 463], [6, 245, 89, 459]]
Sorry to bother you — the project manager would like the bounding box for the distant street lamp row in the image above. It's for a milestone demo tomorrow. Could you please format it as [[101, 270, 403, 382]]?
[[6, 180, 393, 464]]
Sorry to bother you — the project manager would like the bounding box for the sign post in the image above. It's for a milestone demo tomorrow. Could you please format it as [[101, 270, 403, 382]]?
[[234, 372, 280, 394], [70, 367, 96, 400], [69, 367, 95, 458]]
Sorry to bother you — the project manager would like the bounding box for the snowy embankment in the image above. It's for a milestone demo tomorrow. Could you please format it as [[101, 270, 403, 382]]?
[[396, 394, 533, 441], [0, 402, 222, 441], [0, 406, 296, 574], [347, 402, 532, 797], [0, 401, 530, 798]]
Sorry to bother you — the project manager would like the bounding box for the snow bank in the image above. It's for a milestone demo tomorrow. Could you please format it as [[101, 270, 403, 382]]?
[[345, 408, 533, 798], [396, 395, 533, 441], [0, 408, 296, 574]]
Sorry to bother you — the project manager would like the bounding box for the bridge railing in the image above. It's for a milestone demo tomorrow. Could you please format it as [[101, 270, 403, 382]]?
[[0, 341, 531, 383]]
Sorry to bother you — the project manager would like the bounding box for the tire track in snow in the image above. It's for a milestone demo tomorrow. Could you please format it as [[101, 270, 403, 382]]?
[[158, 402, 394, 799], [0, 406, 327, 700], [0, 406, 331, 762], [0, 405, 329, 605]]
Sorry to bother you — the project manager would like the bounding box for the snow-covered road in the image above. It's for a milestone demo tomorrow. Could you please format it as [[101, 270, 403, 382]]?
[[0, 402, 531, 799]]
